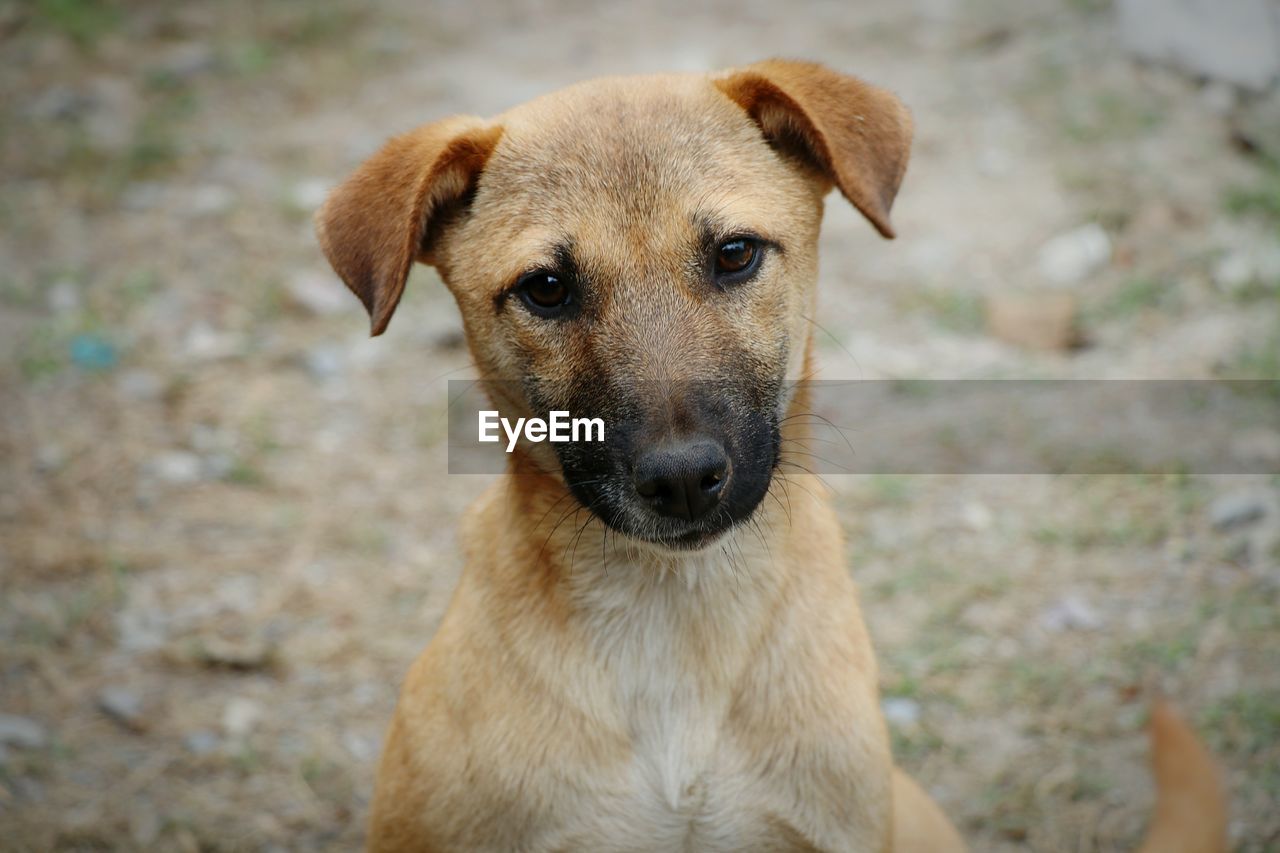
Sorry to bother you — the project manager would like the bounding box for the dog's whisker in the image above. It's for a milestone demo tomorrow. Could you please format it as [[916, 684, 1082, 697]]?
[[798, 312, 861, 374]]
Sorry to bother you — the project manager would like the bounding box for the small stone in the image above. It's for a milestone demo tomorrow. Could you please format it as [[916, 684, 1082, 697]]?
[[148, 451, 202, 485], [0, 714, 47, 749], [184, 729, 220, 755], [1230, 429, 1280, 466], [188, 423, 229, 454], [154, 42, 218, 81], [200, 452, 234, 480], [1200, 80, 1238, 115], [47, 279, 81, 314], [302, 345, 344, 381], [197, 635, 276, 670], [186, 184, 236, 218], [286, 271, 349, 316], [1213, 251, 1256, 291], [985, 292, 1079, 351], [962, 501, 993, 531], [26, 85, 94, 121], [1039, 594, 1103, 633], [1212, 246, 1280, 295], [1209, 492, 1267, 530], [116, 369, 164, 401], [121, 181, 165, 212], [96, 686, 147, 732], [35, 444, 65, 472], [288, 178, 330, 214], [82, 74, 139, 152], [1037, 223, 1111, 286], [213, 574, 258, 614], [976, 146, 1014, 178], [344, 334, 388, 370], [115, 605, 168, 654], [342, 729, 379, 763], [182, 321, 245, 362], [222, 697, 263, 739], [881, 697, 921, 726], [129, 806, 162, 846]]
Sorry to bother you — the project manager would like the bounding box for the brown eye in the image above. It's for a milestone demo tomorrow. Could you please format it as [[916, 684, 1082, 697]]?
[[517, 272, 572, 316], [714, 238, 762, 282]]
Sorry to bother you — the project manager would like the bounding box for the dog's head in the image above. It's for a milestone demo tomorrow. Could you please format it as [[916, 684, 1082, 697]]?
[[318, 60, 911, 551]]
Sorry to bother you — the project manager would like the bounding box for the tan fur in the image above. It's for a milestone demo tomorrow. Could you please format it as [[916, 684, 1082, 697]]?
[[317, 60, 1226, 852], [1138, 703, 1229, 853]]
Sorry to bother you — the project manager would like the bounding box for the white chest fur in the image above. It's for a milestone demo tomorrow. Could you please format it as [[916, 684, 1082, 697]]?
[[551, 537, 792, 851]]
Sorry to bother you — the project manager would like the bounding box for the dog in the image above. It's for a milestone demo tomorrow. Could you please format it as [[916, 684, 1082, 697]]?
[[317, 59, 1227, 852]]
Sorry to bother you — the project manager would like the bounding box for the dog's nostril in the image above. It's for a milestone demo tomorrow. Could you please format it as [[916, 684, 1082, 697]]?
[[700, 469, 723, 492], [635, 478, 659, 499], [635, 476, 674, 502]]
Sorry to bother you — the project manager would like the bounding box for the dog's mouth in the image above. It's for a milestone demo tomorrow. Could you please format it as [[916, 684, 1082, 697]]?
[[565, 475, 770, 551], [665, 524, 736, 552]]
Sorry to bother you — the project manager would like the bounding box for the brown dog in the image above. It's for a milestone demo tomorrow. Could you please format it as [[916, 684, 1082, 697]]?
[[318, 60, 1227, 852]]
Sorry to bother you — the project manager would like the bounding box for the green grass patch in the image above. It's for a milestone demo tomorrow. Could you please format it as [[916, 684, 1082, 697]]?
[[1215, 292, 1280, 379], [31, 0, 120, 46], [902, 288, 985, 334], [1124, 626, 1199, 675], [1001, 660, 1074, 709], [1091, 275, 1177, 321], [18, 322, 67, 380], [890, 725, 945, 764], [1062, 90, 1167, 145], [866, 474, 914, 507], [1203, 689, 1280, 756], [1224, 161, 1280, 226], [978, 774, 1038, 841], [224, 40, 275, 77], [223, 458, 266, 487], [870, 560, 956, 599], [1031, 515, 1168, 550]]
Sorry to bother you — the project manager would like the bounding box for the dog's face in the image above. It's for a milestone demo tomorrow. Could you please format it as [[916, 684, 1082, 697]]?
[[318, 62, 911, 551], [438, 78, 822, 550]]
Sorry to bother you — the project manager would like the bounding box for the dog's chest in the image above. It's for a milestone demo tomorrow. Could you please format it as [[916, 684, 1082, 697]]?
[[558, 571, 794, 850], [569, 649, 768, 851]]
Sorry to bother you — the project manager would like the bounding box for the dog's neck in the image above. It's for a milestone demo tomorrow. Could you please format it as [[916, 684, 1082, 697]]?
[[488, 462, 811, 701]]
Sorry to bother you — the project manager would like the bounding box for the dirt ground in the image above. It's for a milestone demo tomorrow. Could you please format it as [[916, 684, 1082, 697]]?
[[2, 0, 1278, 850]]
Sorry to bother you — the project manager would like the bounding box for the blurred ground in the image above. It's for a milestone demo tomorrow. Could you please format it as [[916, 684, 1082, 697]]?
[[1, 0, 1279, 850]]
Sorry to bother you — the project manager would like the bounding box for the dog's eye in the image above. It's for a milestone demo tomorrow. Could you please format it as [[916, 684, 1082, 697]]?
[[713, 238, 762, 283], [516, 272, 572, 316]]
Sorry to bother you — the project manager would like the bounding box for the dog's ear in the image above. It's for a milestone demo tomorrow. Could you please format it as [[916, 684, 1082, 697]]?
[[316, 117, 503, 335], [714, 59, 912, 239]]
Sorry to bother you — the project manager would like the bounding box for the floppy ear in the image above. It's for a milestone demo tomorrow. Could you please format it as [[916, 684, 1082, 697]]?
[[316, 117, 503, 335], [714, 59, 913, 239]]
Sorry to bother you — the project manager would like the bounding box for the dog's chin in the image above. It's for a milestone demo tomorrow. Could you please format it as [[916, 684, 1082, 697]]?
[[565, 476, 772, 556], [636, 523, 734, 554], [593, 515, 739, 556]]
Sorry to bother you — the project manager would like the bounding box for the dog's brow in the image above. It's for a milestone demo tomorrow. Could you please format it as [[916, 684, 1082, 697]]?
[[500, 238, 577, 283], [692, 212, 781, 249], [551, 242, 579, 277]]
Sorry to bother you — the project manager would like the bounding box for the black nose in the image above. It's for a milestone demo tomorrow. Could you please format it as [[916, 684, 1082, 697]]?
[[633, 439, 730, 522]]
